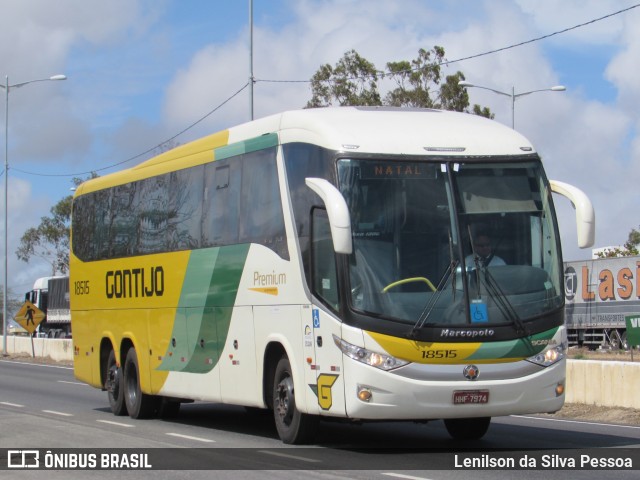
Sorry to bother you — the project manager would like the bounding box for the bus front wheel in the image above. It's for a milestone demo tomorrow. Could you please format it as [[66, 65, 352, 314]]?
[[105, 349, 127, 416], [272, 356, 318, 444], [444, 417, 491, 440], [123, 348, 155, 419]]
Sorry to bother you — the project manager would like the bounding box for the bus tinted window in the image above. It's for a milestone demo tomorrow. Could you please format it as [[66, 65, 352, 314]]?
[[203, 160, 241, 247], [240, 148, 287, 257], [169, 166, 204, 250], [137, 174, 171, 254], [72, 145, 288, 261]]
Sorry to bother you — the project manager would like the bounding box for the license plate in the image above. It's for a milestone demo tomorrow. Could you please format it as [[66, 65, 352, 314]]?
[[453, 390, 489, 404]]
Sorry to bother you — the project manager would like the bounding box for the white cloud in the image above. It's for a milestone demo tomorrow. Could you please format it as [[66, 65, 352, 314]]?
[[163, 41, 252, 137], [605, 10, 640, 110]]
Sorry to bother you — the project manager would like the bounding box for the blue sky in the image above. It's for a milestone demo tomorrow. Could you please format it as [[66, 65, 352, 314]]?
[[1, 0, 640, 295]]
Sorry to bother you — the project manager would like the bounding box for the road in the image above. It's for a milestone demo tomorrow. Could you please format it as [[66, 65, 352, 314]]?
[[0, 358, 639, 479]]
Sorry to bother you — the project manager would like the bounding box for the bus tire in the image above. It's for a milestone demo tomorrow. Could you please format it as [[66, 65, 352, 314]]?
[[105, 349, 127, 416], [444, 417, 491, 440], [273, 356, 318, 444], [123, 348, 155, 419]]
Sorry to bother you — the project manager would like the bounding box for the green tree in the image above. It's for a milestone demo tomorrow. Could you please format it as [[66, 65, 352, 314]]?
[[595, 226, 640, 258], [306, 47, 493, 118], [16, 174, 97, 274], [385, 46, 446, 108], [306, 49, 381, 108], [439, 72, 475, 113]]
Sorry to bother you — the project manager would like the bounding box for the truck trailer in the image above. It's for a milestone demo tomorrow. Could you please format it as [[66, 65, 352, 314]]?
[[564, 256, 640, 349]]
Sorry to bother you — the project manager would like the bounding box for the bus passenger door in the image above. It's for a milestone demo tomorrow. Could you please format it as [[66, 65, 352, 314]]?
[[308, 208, 346, 417], [303, 306, 346, 417]]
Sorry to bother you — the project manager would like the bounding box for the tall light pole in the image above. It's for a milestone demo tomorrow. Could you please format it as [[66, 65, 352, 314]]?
[[458, 80, 566, 129], [1, 74, 66, 356], [249, 0, 254, 120]]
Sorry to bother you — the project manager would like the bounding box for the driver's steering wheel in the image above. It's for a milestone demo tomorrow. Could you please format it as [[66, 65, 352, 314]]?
[[382, 277, 436, 293]]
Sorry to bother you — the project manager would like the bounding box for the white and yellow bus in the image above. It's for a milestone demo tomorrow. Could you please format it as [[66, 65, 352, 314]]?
[[71, 107, 594, 444]]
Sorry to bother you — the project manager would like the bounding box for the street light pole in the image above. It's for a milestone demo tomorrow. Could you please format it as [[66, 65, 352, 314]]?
[[249, 0, 254, 120], [1, 74, 66, 357], [458, 81, 566, 129], [3, 76, 7, 356]]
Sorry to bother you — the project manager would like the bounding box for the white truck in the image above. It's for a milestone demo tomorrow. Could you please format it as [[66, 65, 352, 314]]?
[[24, 276, 71, 338], [564, 256, 640, 349]]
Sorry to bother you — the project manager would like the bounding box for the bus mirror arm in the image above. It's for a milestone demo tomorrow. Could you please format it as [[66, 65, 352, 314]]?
[[305, 178, 353, 254], [550, 180, 595, 249]]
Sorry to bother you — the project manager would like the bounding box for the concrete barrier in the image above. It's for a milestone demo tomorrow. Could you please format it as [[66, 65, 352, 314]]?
[[2, 336, 640, 410], [2, 335, 73, 363], [565, 359, 640, 409]]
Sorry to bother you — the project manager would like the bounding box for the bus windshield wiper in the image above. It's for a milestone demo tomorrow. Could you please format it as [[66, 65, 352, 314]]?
[[410, 231, 458, 337], [465, 226, 529, 338], [409, 260, 459, 337], [478, 267, 529, 337]]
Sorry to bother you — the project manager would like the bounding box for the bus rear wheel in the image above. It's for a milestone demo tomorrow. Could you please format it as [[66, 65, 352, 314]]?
[[272, 356, 318, 444], [105, 349, 127, 416], [123, 348, 155, 419], [444, 417, 491, 440]]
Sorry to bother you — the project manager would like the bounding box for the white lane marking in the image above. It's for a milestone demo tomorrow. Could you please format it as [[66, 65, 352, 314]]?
[[165, 433, 216, 443], [42, 410, 73, 417], [512, 415, 640, 430], [0, 359, 73, 370], [57, 380, 86, 386], [258, 450, 321, 463], [382, 474, 433, 480], [0, 401, 24, 408], [96, 419, 134, 428]]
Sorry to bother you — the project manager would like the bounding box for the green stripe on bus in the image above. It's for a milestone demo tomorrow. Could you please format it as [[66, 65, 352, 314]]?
[[185, 244, 249, 373], [503, 327, 559, 359], [158, 244, 250, 373], [214, 132, 278, 161], [468, 327, 558, 361], [179, 248, 220, 307]]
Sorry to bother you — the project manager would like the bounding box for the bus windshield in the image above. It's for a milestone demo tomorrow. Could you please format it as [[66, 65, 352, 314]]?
[[337, 158, 563, 328]]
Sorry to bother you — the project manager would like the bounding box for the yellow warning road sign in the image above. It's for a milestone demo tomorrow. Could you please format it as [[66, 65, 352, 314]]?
[[14, 300, 45, 334]]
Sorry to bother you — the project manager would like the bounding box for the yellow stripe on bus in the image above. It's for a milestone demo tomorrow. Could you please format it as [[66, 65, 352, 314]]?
[[367, 331, 483, 364]]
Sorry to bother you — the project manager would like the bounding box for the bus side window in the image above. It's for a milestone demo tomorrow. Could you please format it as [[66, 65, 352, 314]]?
[[203, 161, 240, 247], [311, 208, 339, 311]]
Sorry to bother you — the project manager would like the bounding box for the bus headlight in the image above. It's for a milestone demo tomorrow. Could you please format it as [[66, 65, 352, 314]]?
[[527, 342, 566, 367], [333, 335, 409, 371]]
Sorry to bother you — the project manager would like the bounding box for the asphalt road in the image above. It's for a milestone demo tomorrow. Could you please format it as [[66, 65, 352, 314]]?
[[1, 358, 639, 480]]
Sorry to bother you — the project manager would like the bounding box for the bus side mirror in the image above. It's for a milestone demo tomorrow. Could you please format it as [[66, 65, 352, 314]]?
[[305, 177, 353, 254], [550, 180, 595, 249]]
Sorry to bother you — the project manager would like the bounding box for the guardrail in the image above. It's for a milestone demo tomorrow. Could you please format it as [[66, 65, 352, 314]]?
[[2, 336, 640, 409]]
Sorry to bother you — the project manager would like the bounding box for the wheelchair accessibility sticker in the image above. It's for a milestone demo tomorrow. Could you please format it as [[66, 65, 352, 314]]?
[[470, 300, 488, 323]]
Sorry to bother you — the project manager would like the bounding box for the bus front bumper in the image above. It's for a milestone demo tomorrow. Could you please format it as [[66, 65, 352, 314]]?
[[341, 358, 565, 420]]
